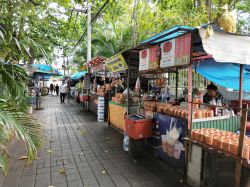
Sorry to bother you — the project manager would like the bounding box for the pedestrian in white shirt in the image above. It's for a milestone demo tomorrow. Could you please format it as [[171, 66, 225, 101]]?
[[59, 82, 66, 103]]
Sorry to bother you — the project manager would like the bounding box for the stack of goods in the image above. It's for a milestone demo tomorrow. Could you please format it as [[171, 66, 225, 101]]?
[[144, 101, 159, 112], [105, 84, 112, 93], [97, 86, 105, 96], [192, 128, 250, 160], [145, 101, 214, 119], [97, 97, 105, 122], [112, 93, 125, 104], [153, 77, 167, 88]]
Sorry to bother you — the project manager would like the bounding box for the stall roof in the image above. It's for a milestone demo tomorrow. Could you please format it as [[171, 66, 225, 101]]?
[[199, 26, 250, 65], [70, 71, 87, 80], [140, 25, 196, 45], [85, 56, 106, 67]]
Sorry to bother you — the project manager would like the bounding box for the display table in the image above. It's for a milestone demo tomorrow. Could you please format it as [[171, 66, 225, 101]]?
[[108, 101, 127, 131]]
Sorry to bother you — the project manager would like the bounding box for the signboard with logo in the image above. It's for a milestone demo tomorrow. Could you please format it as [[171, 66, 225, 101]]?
[[105, 54, 128, 72], [90, 63, 105, 73], [160, 39, 175, 68], [139, 48, 149, 71], [139, 46, 160, 71], [160, 33, 191, 68]]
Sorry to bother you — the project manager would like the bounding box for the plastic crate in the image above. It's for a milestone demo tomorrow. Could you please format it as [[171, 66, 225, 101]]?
[[125, 115, 153, 140]]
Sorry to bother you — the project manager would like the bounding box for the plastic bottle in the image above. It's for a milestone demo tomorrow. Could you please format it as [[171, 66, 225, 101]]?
[[123, 134, 129, 151]]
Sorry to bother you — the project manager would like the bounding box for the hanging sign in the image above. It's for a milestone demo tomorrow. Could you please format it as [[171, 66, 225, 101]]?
[[139, 49, 149, 71], [139, 46, 160, 71], [160, 33, 191, 67], [174, 33, 191, 66], [90, 63, 105, 73], [105, 54, 128, 72], [160, 39, 176, 68], [149, 45, 160, 69]]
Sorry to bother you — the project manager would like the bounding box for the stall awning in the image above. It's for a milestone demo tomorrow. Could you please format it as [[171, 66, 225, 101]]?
[[140, 25, 196, 45], [196, 59, 250, 91], [199, 26, 250, 65], [70, 71, 87, 80]]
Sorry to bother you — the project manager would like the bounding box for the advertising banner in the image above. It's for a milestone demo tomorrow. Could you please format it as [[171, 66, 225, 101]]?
[[174, 33, 191, 66], [139, 48, 149, 71], [160, 38, 176, 68], [105, 54, 128, 72], [139, 46, 160, 71]]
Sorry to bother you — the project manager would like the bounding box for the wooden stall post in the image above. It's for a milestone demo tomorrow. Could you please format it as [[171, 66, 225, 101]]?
[[235, 65, 246, 187], [235, 104, 248, 187], [127, 69, 130, 115]]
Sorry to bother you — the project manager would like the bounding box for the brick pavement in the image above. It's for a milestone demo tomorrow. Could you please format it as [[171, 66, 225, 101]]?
[[0, 96, 188, 187]]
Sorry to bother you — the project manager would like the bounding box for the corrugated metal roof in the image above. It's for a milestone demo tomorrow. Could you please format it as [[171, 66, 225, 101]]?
[[140, 25, 195, 44]]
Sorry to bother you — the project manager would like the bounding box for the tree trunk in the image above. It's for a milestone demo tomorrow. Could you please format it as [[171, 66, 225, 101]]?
[[29, 48, 34, 64]]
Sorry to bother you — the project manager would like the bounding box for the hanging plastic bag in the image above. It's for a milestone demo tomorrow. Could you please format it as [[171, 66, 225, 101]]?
[[135, 76, 140, 92]]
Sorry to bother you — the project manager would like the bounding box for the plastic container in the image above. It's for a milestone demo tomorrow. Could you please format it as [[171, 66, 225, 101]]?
[[123, 134, 129, 151], [125, 115, 153, 140]]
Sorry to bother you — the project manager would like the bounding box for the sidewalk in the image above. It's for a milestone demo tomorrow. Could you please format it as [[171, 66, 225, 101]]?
[[0, 96, 188, 187]]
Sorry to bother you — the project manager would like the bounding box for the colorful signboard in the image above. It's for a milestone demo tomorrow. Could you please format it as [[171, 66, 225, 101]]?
[[160, 33, 191, 68], [105, 54, 128, 72], [139, 46, 160, 71], [160, 38, 176, 68], [139, 48, 149, 71]]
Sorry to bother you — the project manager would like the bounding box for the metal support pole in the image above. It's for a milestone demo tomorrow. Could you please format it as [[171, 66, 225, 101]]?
[[87, 2, 91, 61], [239, 64, 243, 113], [127, 69, 130, 115], [86, 2, 91, 111], [175, 69, 178, 100]]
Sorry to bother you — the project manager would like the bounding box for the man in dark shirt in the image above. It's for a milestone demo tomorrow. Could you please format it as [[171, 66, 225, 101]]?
[[55, 84, 59, 96], [203, 84, 225, 105]]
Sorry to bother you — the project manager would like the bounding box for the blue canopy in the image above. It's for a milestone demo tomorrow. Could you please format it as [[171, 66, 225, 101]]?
[[196, 59, 250, 91], [31, 64, 62, 76], [140, 25, 195, 44], [71, 71, 87, 80]]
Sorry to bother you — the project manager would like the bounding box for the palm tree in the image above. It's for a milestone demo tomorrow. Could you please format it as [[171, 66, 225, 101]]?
[[0, 62, 43, 175]]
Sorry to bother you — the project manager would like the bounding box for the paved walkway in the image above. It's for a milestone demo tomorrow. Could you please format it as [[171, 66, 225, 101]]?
[[0, 96, 188, 187]]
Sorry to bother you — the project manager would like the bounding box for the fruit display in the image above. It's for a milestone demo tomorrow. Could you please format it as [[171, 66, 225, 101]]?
[[191, 128, 250, 160], [112, 93, 125, 104]]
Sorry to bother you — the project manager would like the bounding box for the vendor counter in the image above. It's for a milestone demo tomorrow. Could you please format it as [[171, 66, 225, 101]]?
[[108, 101, 138, 131]]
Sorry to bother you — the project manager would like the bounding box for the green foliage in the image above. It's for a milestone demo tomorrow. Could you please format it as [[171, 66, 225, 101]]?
[[0, 62, 43, 175]]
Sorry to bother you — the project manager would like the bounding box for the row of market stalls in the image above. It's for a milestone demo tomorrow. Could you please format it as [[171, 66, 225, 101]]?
[[72, 25, 250, 187]]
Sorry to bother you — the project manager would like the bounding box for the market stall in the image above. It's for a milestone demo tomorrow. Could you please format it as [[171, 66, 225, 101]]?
[[121, 25, 250, 186], [105, 52, 140, 131], [84, 57, 107, 119]]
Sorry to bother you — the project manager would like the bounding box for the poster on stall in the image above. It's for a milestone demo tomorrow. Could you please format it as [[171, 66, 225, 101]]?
[[160, 39, 176, 68], [149, 45, 160, 69], [139, 48, 149, 71], [105, 54, 128, 72], [174, 33, 191, 66], [160, 33, 191, 67], [139, 46, 160, 71]]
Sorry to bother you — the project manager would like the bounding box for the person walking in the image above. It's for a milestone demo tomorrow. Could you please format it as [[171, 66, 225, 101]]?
[[55, 84, 59, 96], [59, 82, 66, 103], [49, 84, 54, 95]]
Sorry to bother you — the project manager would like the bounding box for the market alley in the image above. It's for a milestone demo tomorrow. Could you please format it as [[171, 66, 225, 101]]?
[[0, 96, 187, 187]]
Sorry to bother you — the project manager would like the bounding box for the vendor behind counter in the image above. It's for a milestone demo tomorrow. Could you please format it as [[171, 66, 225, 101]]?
[[203, 84, 226, 105]]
